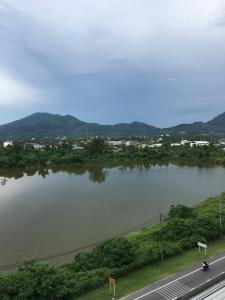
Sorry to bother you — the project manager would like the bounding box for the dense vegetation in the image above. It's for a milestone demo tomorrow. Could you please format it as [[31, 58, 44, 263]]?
[[0, 193, 225, 299], [1, 111, 225, 138], [1, 138, 225, 169]]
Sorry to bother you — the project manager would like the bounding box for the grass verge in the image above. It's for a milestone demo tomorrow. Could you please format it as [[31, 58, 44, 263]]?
[[76, 237, 225, 300]]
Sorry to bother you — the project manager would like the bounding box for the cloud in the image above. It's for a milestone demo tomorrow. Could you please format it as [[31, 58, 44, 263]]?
[[216, 8, 225, 27], [0, 0, 224, 125], [0, 71, 40, 107]]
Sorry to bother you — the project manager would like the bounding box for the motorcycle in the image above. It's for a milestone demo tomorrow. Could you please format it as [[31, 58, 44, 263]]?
[[202, 261, 209, 271]]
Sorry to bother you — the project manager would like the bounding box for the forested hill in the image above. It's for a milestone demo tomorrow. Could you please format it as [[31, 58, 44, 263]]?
[[0, 113, 160, 138], [0, 111, 225, 138]]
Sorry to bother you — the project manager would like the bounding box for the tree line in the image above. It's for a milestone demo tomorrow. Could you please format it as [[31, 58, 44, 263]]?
[[0, 138, 225, 169]]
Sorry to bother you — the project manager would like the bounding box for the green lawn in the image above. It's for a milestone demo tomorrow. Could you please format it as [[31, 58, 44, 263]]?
[[76, 237, 225, 300]]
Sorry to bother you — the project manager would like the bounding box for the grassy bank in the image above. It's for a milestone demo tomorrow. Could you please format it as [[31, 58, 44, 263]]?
[[77, 237, 225, 300]]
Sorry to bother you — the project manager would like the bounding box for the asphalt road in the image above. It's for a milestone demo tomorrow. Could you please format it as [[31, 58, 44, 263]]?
[[122, 252, 225, 300]]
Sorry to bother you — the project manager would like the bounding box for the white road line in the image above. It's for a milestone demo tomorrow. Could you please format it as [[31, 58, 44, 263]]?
[[156, 281, 190, 300], [132, 254, 225, 300]]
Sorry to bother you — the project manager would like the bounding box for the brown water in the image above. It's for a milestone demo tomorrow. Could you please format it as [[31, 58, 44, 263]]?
[[0, 162, 225, 268]]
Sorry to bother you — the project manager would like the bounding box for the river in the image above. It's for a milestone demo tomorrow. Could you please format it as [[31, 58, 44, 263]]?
[[0, 162, 225, 268]]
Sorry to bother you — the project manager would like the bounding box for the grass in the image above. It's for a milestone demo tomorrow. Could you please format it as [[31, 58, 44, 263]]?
[[76, 237, 225, 300]]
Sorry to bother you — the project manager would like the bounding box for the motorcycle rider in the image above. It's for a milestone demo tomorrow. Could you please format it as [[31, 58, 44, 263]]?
[[202, 261, 209, 270]]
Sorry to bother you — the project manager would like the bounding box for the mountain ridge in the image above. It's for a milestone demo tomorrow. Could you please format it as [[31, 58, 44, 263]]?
[[0, 111, 224, 138]]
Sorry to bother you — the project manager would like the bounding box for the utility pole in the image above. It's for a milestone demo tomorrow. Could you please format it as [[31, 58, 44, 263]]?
[[219, 196, 222, 228], [159, 213, 164, 262], [210, 131, 214, 144]]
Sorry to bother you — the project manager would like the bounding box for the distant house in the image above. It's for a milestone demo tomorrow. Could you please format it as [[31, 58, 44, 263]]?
[[190, 141, 209, 147], [125, 141, 139, 146], [33, 144, 45, 150], [3, 141, 13, 147], [181, 140, 191, 145], [149, 143, 162, 148], [218, 139, 225, 146], [72, 145, 84, 150], [107, 141, 123, 146], [171, 143, 181, 147]]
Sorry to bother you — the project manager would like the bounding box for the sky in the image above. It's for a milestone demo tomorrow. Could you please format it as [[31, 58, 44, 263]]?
[[0, 0, 225, 127]]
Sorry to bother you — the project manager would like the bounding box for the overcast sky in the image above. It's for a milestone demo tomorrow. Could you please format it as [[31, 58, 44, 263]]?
[[0, 0, 225, 127]]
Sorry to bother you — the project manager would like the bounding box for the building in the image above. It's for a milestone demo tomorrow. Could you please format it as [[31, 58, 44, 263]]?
[[125, 141, 139, 146], [107, 141, 123, 146], [3, 141, 13, 147], [190, 141, 209, 147], [33, 144, 45, 150], [72, 145, 84, 150], [149, 143, 162, 148], [181, 140, 191, 145], [218, 139, 225, 146]]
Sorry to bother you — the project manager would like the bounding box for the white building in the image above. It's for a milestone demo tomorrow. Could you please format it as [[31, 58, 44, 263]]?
[[149, 143, 162, 148], [72, 145, 84, 150], [107, 141, 123, 146], [125, 141, 139, 146], [218, 139, 225, 146], [3, 141, 13, 147], [33, 144, 45, 150], [171, 143, 181, 147], [181, 140, 191, 145], [190, 141, 209, 147]]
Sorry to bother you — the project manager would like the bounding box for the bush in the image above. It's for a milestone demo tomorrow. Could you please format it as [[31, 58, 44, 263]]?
[[0, 261, 74, 300], [169, 204, 193, 219]]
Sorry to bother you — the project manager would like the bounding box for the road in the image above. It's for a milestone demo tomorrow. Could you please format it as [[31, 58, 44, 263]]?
[[122, 252, 225, 300]]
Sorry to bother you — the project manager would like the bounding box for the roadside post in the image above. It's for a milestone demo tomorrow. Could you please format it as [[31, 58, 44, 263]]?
[[109, 276, 116, 299], [159, 213, 166, 262], [197, 242, 207, 256]]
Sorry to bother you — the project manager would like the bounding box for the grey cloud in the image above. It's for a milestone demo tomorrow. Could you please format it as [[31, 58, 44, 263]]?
[[0, 0, 225, 126], [215, 8, 225, 26]]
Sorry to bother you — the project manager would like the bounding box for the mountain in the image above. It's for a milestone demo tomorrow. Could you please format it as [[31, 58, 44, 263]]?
[[0, 113, 160, 138], [206, 112, 225, 131], [164, 112, 225, 134], [0, 112, 224, 138]]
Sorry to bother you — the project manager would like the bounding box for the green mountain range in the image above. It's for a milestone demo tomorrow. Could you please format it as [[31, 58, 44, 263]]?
[[0, 112, 224, 138]]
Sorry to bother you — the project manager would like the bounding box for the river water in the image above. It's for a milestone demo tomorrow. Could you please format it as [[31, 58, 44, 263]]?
[[0, 162, 225, 267]]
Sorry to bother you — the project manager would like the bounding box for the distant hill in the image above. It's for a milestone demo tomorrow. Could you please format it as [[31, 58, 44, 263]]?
[[163, 112, 225, 134], [206, 112, 225, 131], [0, 113, 160, 138], [0, 112, 224, 138]]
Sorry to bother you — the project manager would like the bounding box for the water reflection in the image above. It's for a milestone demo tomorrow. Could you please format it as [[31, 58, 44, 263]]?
[[0, 160, 223, 186], [0, 161, 225, 267]]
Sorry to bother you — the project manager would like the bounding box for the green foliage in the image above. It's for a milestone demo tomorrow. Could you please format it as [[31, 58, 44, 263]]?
[[0, 139, 225, 169], [0, 261, 74, 300], [169, 204, 193, 219], [71, 238, 134, 272], [95, 238, 134, 268], [86, 139, 110, 156]]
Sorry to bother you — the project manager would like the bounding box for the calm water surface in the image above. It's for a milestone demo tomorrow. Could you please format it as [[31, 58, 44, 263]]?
[[0, 163, 225, 266]]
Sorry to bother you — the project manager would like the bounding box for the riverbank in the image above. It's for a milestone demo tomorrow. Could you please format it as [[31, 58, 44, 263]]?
[[0, 193, 225, 299], [1, 140, 225, 169]]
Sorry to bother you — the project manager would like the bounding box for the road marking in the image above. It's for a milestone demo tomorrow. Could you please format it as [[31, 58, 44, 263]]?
[[156, 280, 190, 300], [132, 254, 225, 300]]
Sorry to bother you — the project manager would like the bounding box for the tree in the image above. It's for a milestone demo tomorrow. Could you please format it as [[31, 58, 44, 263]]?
[[169, 204, 193, 219], [86, 138, 109, 155]]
